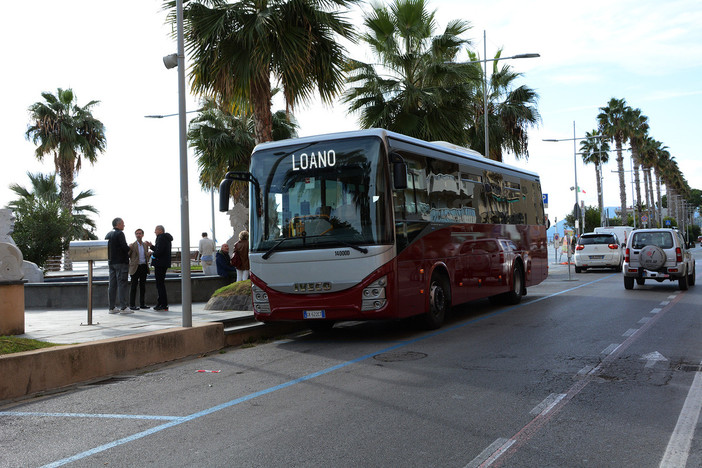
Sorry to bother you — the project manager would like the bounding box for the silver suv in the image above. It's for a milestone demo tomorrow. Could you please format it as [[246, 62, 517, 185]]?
[[623, 228, 696, 290]]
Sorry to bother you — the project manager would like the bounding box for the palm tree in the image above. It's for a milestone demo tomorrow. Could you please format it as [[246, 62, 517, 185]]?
[[188, 98, 298, 205], [171, 0, 357, 144], [342, 0, 475, 144], [26, 88, 106, 269], [464, 49, 541, 162], [597, 98, 629, 225], [8, 172, 99, 241], [579, 130, 610, 225], [624, 107, 649, 227]]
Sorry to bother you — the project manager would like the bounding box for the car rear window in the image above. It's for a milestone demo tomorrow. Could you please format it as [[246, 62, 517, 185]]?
[[579, 235, 616, 245], [631, 232, 673, 249]]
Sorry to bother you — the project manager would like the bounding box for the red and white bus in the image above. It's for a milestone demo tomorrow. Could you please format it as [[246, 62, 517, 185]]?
[[220, 129, 548, 330]]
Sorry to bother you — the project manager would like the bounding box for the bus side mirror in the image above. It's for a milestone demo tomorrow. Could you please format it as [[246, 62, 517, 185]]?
[[390, 152, 407, 190], [219, 178, 234, 212], [219, 171, 262, 216]]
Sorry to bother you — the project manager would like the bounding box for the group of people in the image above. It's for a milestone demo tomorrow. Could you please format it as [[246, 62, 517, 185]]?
[[105, 217, 173, 314], [215, 230, 250, 282]]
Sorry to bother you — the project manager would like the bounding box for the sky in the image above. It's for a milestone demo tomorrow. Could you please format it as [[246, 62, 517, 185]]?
[[2, 0, 701, 249]]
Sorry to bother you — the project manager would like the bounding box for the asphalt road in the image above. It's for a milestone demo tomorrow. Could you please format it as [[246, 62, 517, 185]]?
[[2, 251, 701, 467]]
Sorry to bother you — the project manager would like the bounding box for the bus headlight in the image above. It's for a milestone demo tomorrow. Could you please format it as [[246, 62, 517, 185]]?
[[361, 276, 387, 311], [252, 284, 271, 314]]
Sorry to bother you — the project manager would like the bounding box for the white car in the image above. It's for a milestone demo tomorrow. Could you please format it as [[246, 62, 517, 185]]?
[[623, 228, 696, 290], [574, 232, 623, 273]]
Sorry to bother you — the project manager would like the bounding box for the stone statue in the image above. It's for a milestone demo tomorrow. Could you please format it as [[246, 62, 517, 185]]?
[[0, 208, 44, 282]]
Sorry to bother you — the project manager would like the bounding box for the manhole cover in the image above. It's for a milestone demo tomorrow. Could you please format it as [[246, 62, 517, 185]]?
[[373, 351, 427, 362]]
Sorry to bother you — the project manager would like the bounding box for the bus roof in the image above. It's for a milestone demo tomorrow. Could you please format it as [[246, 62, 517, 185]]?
[[252, 128, 540, 179]]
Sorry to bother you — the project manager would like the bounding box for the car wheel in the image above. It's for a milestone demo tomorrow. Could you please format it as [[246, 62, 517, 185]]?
[[678, 271, 689, 291], [689, 266, 696, 286], [575, 266, 582, 273], [624, 276, 634, 290], [616, 262, 623, 272]]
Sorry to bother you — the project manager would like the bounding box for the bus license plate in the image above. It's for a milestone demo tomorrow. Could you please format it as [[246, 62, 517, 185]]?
[[304, 310, 325, 319]]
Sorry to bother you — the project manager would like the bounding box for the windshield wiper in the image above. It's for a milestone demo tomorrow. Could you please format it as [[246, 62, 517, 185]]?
[[261, 237, 295, 260], [261, 235, 369, 260]]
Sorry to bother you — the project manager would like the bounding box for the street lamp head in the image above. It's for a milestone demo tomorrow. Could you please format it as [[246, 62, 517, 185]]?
[[512, 53, 540, 59], [163, 53, 178, 69]]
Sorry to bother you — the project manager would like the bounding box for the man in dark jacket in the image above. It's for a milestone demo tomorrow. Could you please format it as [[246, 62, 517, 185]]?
[[149, 225, 173, 311], [105, 217, 131, 313], [215, 243, 236, 279]]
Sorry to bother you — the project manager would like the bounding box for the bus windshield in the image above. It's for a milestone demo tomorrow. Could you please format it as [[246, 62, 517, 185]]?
[[250, 136, 393, 253]]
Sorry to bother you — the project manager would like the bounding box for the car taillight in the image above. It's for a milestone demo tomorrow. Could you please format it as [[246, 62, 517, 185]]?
[[625, 248, 630, 262], [607, 244, 618, 250], [676, 247, 682, 262], [575, 245, 584, 251]]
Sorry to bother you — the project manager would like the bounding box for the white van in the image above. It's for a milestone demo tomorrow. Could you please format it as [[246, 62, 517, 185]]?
[[594, 226, 634, 247]]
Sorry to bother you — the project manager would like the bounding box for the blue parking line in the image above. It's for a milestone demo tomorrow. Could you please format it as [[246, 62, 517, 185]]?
[[36, 275, 610, 467]]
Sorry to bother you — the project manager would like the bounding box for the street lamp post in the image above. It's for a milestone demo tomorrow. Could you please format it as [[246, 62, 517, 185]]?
[[459, 31, 539, 158], [157, 0, 192, 327], [543, 122, 605, 237]]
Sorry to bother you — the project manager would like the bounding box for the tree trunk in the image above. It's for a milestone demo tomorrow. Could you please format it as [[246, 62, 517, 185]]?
[[615, 138, 628, 225], [58, 158, 75, 271], [655, 169, 662, 227], [595, 163, 604, 226], [632, 153, 642, 228], [251, 73, 273, 145]]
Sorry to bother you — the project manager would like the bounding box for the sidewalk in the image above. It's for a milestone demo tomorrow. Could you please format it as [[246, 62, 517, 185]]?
[[19, 303, 253, 345]]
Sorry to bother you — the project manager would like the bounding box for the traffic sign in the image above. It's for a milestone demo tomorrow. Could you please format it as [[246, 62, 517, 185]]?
[[542, 193, 548, 208]]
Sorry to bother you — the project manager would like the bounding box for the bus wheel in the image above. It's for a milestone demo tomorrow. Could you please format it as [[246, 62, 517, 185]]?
[[423, 275, 449, 330], [503, 266, 524, 305]]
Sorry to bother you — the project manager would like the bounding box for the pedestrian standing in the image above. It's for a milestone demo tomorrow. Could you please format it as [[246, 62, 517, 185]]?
[[128, 228, 150, 310], [233, 230, 250, 282], [198, 232, 217, 275], [149, 225, 173, 311], [105, 217, 131, 314]]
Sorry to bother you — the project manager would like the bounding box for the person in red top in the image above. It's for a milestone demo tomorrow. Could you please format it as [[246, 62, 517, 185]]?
[[232, 230, 250, 282]]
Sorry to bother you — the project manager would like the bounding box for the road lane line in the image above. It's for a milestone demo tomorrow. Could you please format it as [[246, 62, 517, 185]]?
[[623, 328, 638, 337], [0, 411, 180, 421], [530, 393, 567, 416], [638, 317, 651, 324], [465, 438, 515, 468], [601, 344, 621, 355], [659, 362, 702, 468], [650, 308, 662, 314]]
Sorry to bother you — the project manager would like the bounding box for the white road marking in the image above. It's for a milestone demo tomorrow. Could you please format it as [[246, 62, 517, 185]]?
[[650, 308, 662, 314], [659, 362, 702, 467], [623, 328, 638, 337], [530, 393, 567, 416], [464, 438, 515, 468], [602, 344, 621, 355], [638, 317, 651, 324]]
